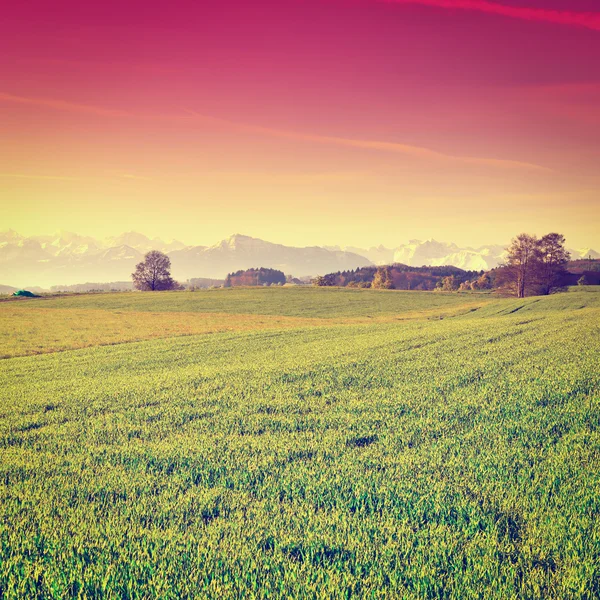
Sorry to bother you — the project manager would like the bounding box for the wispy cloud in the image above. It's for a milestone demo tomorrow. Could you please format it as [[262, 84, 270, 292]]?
[[112, 172, 152, 181], [194, 169, 370, 185], [378, 0, 600, 32], [0, 171, 152, 182], [184, 110, 550, 172], [0, 91, 549, 172], [0, 92, 130, 117], [509, 82, 600, 127], [15, 57, 182, 75], [0, 173, 79, 181]]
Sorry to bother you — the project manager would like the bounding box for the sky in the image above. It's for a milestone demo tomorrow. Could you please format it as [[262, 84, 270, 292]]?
[[1, 0, 599, 250]]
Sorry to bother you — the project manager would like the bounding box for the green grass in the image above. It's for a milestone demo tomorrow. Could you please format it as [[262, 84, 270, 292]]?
[[9, 286, 483, 318], [2, 288, 487, 359], [1, 288, 599, 598]]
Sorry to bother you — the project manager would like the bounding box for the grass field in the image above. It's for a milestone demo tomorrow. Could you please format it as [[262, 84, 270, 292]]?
[[1, 287, 599, 598], [0, 288, 486, 359]]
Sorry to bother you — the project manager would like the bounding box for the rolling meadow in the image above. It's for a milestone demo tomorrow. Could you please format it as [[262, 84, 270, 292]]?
[[1, 287, 599, 598]]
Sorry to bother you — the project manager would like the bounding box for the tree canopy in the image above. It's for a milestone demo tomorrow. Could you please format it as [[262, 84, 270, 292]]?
[[132, 251, 178, 291], [500, 233, 570, 297]]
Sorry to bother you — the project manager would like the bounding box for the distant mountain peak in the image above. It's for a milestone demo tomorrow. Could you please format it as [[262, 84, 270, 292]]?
[[575, 248, 600, 259], [0, 229, 24, 243], [106, 231, 151, 244], [103, 232, 187, 253], [228, 233, 250, 241], [230, 233, 259, 242], [211, 233, 266, 251]]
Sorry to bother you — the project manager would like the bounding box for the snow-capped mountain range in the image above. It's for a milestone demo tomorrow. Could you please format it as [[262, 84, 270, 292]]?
[[326, 240, 510, 272], [1, 230, 598, 289], [328, 240, 599, 271], [0, 231, 372, 288]]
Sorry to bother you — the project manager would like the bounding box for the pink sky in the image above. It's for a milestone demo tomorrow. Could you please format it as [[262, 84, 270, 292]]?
[[1, 0, 598, 248]]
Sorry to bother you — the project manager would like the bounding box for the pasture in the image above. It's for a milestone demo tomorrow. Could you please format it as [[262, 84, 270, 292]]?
[[1, 287, 599, 598]]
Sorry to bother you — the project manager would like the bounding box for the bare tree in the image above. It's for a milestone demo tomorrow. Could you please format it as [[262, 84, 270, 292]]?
[[578, 275, 590, 286], [132, 250, 178, 291], [504, 234, 541, 298], [537, 233, 570, 295]]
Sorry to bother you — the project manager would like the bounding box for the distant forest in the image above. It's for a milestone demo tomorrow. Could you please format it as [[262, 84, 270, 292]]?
[[225, 268, 286, 288], [314, 259, 600, 295], [309, 234, 600, 297], [313, 264, 480, 291]]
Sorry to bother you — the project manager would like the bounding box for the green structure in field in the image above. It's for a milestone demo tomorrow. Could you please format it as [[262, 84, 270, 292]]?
[[12, 290, 39, 298]]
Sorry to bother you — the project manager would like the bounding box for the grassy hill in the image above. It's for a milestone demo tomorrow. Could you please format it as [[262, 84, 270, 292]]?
[[1, 287, 599, 598]]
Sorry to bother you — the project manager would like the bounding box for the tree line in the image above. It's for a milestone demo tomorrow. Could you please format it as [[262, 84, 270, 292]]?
[[131, 232, 589, 297], [313, 264, 478, 290], [313, 232, 578, 297]]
